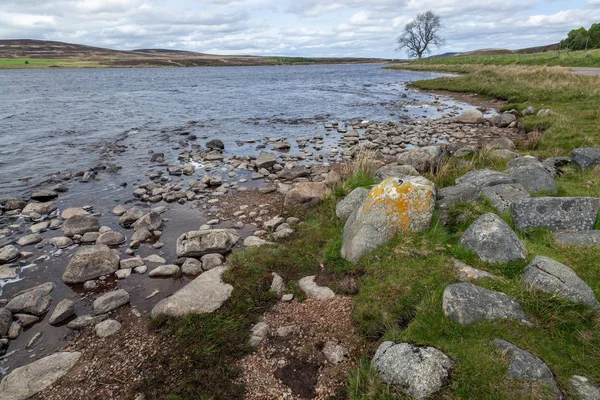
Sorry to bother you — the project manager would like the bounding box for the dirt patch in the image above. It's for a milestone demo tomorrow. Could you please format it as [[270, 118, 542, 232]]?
[[237, 296, 367, 400], [217, 188, 285, 228], [410, 86, 508, 111]]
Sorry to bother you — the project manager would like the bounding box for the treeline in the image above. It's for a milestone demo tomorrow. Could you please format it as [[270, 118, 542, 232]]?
[[561, 23, 600, 50]]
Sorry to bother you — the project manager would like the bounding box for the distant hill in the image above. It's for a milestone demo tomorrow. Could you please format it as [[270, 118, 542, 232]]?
[[0, 39, 387, 68], [458, 43, 560, 57]]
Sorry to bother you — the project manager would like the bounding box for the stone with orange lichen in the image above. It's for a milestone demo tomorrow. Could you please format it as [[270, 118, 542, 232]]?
[[341, 177, 436, 262]]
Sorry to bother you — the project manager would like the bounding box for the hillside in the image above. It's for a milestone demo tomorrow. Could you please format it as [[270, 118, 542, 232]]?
[[0, 39, 386, 68]]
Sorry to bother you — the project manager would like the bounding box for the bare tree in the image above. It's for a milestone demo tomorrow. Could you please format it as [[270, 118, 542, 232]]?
[[397, 11, 444, 59]]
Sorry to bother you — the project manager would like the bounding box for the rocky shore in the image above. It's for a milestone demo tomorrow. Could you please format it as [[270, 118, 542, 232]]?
[[2, 97, 591, 399]]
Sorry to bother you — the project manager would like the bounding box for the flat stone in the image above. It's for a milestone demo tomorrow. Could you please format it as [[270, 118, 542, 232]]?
[[151, 266, 233, 318], [506, 164, 557, 195], [457, 109, 484, 124], [249, 322, 270, 347], [22, 201, 57, 216], [493, 339, 561, 399], [176, 229, 240, 257], [149, 264, 180, 278], [62, 215, 100, 236], [115, 269, 131, 279], [60, 207, 88, 220], [144, 254, 166, 264], [119, 207, 144, 228], [0, 265, 19, 280], [0, 245, 20, 264], [437, 184, 481, 210], [132, 212, 163, 232], [48, 299, 76, 325], [372, 342, 454, 399], [298, 276, 334, 299], [523, 256, 600, 309], [30, 221, 50, 234], [460, 213, 526, 265], [555, 231, 600, 247], [93, 289, 130, 315], [284, 182, 332, 210], [255, 152, 277, 169], [244, 236, 275, 247], [374, 164, 420, 182], [16, 234, 42, 247], [66, 314, 108, 330], [95, 319, 122, 338], [396, 146, 443, 173], [14, 314, 38, 328], [512, 197, 600, 232], [572, 148, 600, 169], [120, 257, 144, 269], [0, 352, 81, 400], [453, 259, 499, 282], [96, 231, 125, 246], [50, 236, 73, 249], [456, 169, 515, 190], [81, 232, 101, 243], [322, 341, 350, 365], [480, 183, 530, 212], [6, 282, 54, 316], [443, 283, 529, 325], [62, 244, 120, 283]]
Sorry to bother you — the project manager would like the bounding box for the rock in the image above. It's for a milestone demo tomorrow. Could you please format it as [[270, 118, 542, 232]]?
[[67, 314, 107, 330], [460, 213, 526, 264], [263, 216, 285, 231], [284, 182, 331, 210], [278, 166, 310, 180], [131, 228, 153, 242], [523, 256, 600, 309], [16, 234, 42, 247], [341, 177, 436, 262], [572, 148, 600, 169], [0, 265, 18, 280], [132, 212, 163, 232], [30, 221, 50, 234], [488, 137, 516, 150], [506, 164, 557, 195], [181, 258, 203, 275], [62, 244, 120, 283], [281, 294, 293, 302], [277, 325, 296, 337], [523, 106, 537, 115], [151, 266, 233, 318], [0, 352, 81, 400], [498, 112, 517, 128], [144, 254, 166, 264], [244, 236, 275, 247], [396, 146, 443, 173], [96, 231, 125, 246], [322, 341, 350, 365], [493, 339, 561, 399], [512, 197, 600, 232], [120, 257, 144, 269], [60, 207, 88, 220], [453, 146, 478, 158], [6, 282, 54, 316], [480, 183, 530, 212], [372, 342, 453, 399], [437, 184, 481, 210], [93, 289, 130, 315], [443, 283, 529, 325], [270, 272, 285, 298], [249, 322, 270, 347], [83, 281, 98, 290], [8, 321, 21, 339], [149, 264, 180, 278], [298, 276, 334, 299], [457, 109, 484, 124], [455, 169, 515, 189], [336, 188, 369, 220], [14, 314, 38, 328], [0, 308, 11, 336], [81, 232, 101, 243], [507, 156, 541, 169], [491, 149, 519, 159], [119, 207, 144, 228], [555, 231, 600, 247], [0, 245, 20, 264], [206, 139, 225, 150], [134, 265, 147, 274], [62, 215, 100, 236], [200, 253, 224, 271], [22, 201, 57, 216], [453, 259, 499, 282], [255, 152, 277, 169], [95, 319, 122, 338], [115, 269, 131, 279], [374, 164, 420, 182], [48, 299, 75, 325], [176, 229, 240, 257], [112, 205, 126, 216], [324, 170, 342, 187], [569, 376, 600, 400], [4, 199, 27, 211], [49, 236, 73, 249]]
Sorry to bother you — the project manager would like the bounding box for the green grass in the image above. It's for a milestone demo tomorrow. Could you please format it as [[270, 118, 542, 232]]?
[[414, 49, 600, 67], [0, 58, 95, 69], [267, 57, 319, 65]]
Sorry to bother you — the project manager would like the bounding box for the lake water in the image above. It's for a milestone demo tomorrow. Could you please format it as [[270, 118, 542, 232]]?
[[0, 64, 464, 198]]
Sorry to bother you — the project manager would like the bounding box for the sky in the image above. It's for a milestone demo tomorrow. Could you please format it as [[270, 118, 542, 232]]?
[[0, 0, 599, 58]]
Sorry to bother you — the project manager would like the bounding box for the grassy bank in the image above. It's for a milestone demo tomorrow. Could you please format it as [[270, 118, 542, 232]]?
[[416, 49, 600, 67], [140, 64, 600, 399], [0, 58, 101, 69]]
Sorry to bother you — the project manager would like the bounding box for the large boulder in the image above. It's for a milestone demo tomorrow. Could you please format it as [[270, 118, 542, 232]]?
[[6, 282, 54, 316], [176, 229, 240, 258], [335, 188, 369, 220], [493, 339, 562, 399], [0, 352, 81, 400], [460, 213, 526, 264], [151, 266, 233, 318], [512, 197, 600, 232], [62, 215, 100, 236], [523, 256, 600, 309], [396, 146, 443, 173], [555, 231, 600, 247], [374, 164, 420, 182], [284, 182, 331, 210], [457, 109, 484, 124], [481, 183, 530, 212], [341, 177, 436, 262], [372, 342, 454, 399], [572, 148, 600, 169], [455, 169, 515, 189], [506, 164, 557, 195], [255, 152, 277, 169], [132, 212, 163, 232], [95, 231, 125, 246], [443, 283, 529, 325], [62, 244, 120, 283]]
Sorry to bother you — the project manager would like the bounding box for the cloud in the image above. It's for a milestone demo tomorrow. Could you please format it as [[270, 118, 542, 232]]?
[[0, 0, 595, 57]]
